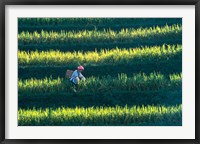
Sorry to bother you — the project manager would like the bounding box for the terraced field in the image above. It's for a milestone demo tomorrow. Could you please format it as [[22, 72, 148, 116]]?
[[18, 18, 182, 126]]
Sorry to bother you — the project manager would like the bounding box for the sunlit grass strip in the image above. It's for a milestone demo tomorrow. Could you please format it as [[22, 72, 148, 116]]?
[[18, 73, 182, 97], [18, 44, 182, 66], [18, 105, 182, 126], [18, 24, 182, 45]]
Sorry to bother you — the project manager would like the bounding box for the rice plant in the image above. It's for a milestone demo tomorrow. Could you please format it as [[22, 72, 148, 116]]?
[[18, 73, 182, 97], [18, 105, 182, 126], [18, 44, 182, 66], [18, 24, 182, 46]]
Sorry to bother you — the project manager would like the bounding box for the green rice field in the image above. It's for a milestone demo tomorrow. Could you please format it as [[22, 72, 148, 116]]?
[[18, 18, 182, 126]]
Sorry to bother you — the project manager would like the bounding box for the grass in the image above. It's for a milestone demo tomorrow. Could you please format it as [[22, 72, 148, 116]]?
[[18, 59, 182, 80], [18, 105, 182, 126], [18, 45, 182, 66], [18, 18, 182, 126], [18, 73, 182, 98], [19, 18, 181, 27], [18, 24, 182, 44], [18, 24, 182, 51]]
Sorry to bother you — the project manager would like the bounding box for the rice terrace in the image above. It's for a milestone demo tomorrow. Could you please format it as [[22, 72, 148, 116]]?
[[18, 18, 182, 126]]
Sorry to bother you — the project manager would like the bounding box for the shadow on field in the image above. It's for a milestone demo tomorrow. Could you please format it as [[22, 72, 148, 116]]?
[[18, 89, 182, 109], [18, 60, 182, 80], [18, 39, 182, 52], [18, 18, 182, 33]]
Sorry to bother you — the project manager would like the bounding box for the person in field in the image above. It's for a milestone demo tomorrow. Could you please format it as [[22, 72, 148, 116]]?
[[70, 65, 86, 85]]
